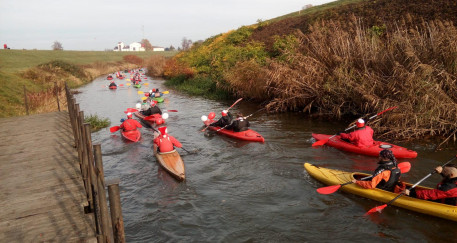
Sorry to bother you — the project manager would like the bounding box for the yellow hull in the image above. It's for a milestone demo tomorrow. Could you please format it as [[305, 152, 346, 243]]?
[[304, 163, 457, 222]]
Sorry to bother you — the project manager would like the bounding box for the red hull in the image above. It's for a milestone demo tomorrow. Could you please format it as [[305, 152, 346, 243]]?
[[203, 119, 264, 142], [312, 133, 417, 158], [121, 130, 141, 142], [134, 111, 163, 126]]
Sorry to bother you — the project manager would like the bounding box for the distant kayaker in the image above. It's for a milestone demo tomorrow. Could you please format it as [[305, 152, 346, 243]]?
[[153, 126, 182, 153], [210, 110, 233, 128], [405, 165, 457, 205], [339, 118, 374, 147], [109, 81, 117, 88], [231, 113, 250, 132], [120, 112, 142, 132], [352, 149, 404, 192], [142, 100, 162, 116]]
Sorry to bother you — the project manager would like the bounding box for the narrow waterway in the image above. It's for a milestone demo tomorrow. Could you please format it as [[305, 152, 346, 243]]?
[[75, 73, 457, 242]]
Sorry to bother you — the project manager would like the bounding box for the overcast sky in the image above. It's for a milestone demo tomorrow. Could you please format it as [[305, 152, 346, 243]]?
[[0, 0, 335, 51]]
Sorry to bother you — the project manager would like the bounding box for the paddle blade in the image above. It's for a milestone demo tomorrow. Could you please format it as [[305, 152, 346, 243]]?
[[144, 83, 149, 85], [398, 162, 411, 173], [137, 91, 144, 94], [316, 184, 342, 195], [167, 110, 178, 112], [365, 204, 387, 215], [124, 108, 138, 113], [162, 91, 169, 94], [110, 126, 120, 133], [141, 97, 148, 101], [119, 84, 124, 86], [312, 139, 329, 147], [126, 83, 131, 86]]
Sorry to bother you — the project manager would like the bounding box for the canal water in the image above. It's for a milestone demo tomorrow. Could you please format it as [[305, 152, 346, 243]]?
[[75, 73, 457, 242]]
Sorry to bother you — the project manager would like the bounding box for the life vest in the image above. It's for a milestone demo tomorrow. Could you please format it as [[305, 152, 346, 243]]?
[[372, 161, 401, 192], [437, 177, 457, 205], [158, 135, 174, 152], [232, 118, 249, 132], [121, 119, 140, 131]]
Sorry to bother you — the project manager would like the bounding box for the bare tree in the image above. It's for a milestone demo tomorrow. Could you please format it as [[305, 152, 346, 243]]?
[[181, 37, 193, 51], [52, 41, 63, 50]]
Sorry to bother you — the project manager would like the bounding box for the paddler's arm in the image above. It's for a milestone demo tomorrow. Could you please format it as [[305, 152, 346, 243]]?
[[352, 170, 391, 189]]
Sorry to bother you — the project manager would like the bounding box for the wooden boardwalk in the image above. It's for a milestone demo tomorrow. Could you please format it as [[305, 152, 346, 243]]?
[[0, 111, 97, 242]]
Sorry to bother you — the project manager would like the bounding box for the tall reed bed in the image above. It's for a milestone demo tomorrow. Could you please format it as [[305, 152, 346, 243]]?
[[263, 18, 457, 140]]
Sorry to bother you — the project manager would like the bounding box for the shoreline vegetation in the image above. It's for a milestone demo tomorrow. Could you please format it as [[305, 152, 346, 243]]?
[[156, 0, 457, 143], [0, 50, 177, 118]]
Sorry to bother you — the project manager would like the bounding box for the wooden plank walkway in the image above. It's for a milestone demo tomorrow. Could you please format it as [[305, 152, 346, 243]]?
[[0, 111, 97, 242]]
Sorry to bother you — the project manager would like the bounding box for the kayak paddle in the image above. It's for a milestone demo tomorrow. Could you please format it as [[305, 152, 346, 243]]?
[[312, 106, 398, 147], [138, 91, 144, 94], [110, 126, 120, 133], [124, 108, 138, 113], [201, 98, 243, 132], [365, 155, 457, 215], [316, 162, 411, 195], [141, 97, 148, 101]]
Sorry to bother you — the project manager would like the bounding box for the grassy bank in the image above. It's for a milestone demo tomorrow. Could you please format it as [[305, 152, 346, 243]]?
[[0, 50, 177, 117], [161, 0, 457, 141]]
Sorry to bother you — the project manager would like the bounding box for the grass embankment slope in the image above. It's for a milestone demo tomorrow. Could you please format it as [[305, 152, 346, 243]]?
[[0, 50, 176, 117], [164, 0, 457, 142]]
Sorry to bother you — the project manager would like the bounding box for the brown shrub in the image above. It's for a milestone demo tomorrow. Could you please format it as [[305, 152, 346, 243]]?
[[123, 55, 144, 65], [145, 55, 166, 77]]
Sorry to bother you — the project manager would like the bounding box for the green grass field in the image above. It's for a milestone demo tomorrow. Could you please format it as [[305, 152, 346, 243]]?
[[0, 49, 177, 117]]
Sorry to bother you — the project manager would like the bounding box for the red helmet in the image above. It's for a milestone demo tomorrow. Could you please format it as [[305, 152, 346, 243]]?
[[221, 110, 228, 117], [127, 112, 133, 119], [152, 88, 156, 92], [208, 112, 216, 120], [356, 118, 365, 128], [158, 126, 167, 134]]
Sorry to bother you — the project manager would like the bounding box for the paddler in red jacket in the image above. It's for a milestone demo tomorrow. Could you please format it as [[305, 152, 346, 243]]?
[[339, 118, 374, 147], [352, 149, 403, 192], [405, 165, 457, 205], [120, 112, 142, 131], [153, 126, 182, 153]]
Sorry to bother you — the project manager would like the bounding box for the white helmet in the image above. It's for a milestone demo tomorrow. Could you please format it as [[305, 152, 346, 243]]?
[[201, 115, 208, 122], [135, 103, 141, 109], [149, 90, 152, 93], [162, 113, 169, 119]]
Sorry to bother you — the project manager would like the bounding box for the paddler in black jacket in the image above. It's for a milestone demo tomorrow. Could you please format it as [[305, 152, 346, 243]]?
[[210, 110, 233, 128], [142, 100, 162, 116], [231, 113, 250, 132]]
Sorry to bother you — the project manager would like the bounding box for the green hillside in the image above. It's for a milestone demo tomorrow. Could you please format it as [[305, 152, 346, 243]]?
[[163, 0, 457, 141]]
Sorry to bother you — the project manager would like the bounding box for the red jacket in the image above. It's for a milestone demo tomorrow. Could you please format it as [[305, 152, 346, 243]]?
[[154, 134, 182, 153], [120, 119, 142, 131], [415, 178, 457, 205], [340, 126, 374, 147]]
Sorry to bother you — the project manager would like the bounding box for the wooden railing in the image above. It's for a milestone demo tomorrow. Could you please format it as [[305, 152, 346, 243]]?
[[65, 82, 125, 243]]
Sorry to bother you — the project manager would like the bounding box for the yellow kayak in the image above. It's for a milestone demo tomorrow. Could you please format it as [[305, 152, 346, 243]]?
[[304, 163, 457, 222]]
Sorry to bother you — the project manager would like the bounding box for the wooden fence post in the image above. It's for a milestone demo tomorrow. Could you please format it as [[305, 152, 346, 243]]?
[[24, 85, 29, 115], [94, 144, 113, 243], [54, 82, 61, 111], [108, 182, 125, 243]]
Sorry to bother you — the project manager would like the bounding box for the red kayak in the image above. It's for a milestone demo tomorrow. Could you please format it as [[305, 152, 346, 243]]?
[[204, 119, 264, 142], [107, 76, 113, 80], [312, 133, 417, 158], [121, 130, 141, 142], [109, 85, 117, 89], [133, 111, 164, 125], [118, 76, 124, 79]]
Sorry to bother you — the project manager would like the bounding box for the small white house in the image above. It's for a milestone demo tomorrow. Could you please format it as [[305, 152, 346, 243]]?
[[152, 46, 165, 52], [113, 41, 145, 51], [129, 42, 145, 51]]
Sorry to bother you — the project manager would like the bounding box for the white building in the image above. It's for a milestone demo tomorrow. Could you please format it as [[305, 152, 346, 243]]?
[[113, 41, 145, 51], [152, 46, 165, 52]]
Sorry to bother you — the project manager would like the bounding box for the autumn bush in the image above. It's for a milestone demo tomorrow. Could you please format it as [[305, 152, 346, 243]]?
[[123, 55, 144, 65], [145, 55, 167, 77]]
